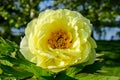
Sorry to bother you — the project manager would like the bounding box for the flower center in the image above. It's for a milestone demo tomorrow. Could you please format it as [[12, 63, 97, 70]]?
[[48, 29, 72, 49]]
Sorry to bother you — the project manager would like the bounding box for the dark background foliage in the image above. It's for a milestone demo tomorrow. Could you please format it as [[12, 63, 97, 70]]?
[[0, 0, 120, 43]]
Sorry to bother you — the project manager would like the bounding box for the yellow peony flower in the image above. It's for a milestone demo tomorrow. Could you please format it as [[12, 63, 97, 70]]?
[[20, 9, 97, 73]]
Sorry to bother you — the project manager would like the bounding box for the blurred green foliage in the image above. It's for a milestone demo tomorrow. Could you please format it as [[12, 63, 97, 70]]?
[[0, 0, 120, 43], [0, 0, 40, 43], [83, 41, 120, 76], [55, 0, 120, 27]]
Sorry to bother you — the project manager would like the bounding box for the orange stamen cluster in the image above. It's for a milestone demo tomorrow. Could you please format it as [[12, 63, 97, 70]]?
[[48, 29, 72, 49]]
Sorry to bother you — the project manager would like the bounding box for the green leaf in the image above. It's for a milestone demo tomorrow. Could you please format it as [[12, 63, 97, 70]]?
[[75, 73, 119, 80], [65, 63, 86, 77], [80, 61, 104, 73], [55, 72, 77, 80], [98, 66, 120, 77], [0, 56, 53, 80], [0, 64, 33, 79], [0, 37, 18, 56], [54, 63, 86, 80]]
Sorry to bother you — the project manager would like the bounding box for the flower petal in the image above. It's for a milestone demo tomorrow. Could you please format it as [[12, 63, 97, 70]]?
[[20, 37, 37, 63]]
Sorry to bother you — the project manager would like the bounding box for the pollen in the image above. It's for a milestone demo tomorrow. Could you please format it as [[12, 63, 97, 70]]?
[[48, 29, 72, 49]]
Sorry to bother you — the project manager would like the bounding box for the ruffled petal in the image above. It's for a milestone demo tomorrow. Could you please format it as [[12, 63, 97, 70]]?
[[20, 37, 37, 63]]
